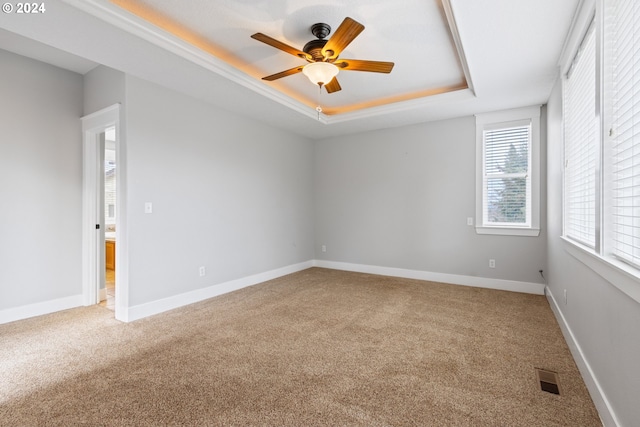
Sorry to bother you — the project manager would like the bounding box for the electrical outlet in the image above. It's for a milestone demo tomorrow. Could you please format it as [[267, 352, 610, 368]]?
[[144, 202, 153, 214], [321, 245, 326, 253], [489, 259, 496, 268], [467, 217, 473, 226], [199, 266, 206, 277]]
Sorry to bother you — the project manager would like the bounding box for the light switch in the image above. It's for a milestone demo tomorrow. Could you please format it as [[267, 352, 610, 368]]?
[[144, 202, 153, 214]]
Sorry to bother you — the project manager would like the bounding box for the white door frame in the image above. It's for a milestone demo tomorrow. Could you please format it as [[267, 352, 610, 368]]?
[[81, 104, 129, 321]]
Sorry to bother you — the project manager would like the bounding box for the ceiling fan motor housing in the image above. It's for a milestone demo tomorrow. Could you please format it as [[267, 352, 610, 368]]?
[[304, 23, 332, 61], [303, 39, 328, 61]]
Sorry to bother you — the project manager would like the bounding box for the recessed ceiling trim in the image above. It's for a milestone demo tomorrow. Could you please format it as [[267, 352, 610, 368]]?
[[62, 0, 474, 126], [61, 0, 323, 121], [442, 0, 475, 97], [322, 82, 468, 116], [325, 87, 475, 124]]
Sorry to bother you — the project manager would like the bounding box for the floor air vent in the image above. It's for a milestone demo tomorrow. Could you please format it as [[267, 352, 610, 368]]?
[[536, 368, 560, 395]]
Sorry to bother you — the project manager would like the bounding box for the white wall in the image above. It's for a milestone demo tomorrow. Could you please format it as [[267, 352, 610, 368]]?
[[0, 50, 84, 312], [546, 79, 640, 427], [314, 116, 547, 287], [124, 76, 315, 306]]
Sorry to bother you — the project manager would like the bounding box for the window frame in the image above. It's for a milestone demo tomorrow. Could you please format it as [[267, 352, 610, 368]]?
[[559, 0, 640, 304], [475, 106, 541, 237]]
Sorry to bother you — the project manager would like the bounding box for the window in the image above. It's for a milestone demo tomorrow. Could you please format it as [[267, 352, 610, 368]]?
[[476, 106, 541, 236], [563, 23, 597, 248], [608, 0, 640, 267], [561, 0, 640, 300]]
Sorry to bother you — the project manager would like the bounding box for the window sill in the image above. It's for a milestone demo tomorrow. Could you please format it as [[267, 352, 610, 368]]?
[[475, 226, 540, 237], [561, 236, 640, 304]]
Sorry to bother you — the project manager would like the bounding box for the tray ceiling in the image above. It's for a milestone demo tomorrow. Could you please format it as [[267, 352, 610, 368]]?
[[0, 0, 580, 138], [109, 0, 470, 116]]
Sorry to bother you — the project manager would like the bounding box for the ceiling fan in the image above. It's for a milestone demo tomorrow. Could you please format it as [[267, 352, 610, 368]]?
[[251, 17, 394, 93]]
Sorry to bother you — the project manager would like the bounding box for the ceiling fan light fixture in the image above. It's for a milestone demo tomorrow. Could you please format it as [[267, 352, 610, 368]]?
[[302, 61, 339, 86]]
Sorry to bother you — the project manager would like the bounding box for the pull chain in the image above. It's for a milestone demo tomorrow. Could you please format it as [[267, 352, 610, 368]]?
[[316, 83, 323, 120]]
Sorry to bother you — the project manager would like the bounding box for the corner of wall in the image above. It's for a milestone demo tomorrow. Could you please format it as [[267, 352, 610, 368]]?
[[545, 287, 619, 427]]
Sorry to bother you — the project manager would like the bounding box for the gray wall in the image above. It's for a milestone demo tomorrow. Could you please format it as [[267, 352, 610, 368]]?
[[314, 116, 547, 286], [0, 50, 84, 309], [546, 79, 640, 426], [124, 75, 315, 306], [2, 52, 315, 315], [83, 65, 125, 116]]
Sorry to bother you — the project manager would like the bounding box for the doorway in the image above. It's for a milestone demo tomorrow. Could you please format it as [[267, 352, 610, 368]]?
[[82, 104, 128, 321], [100, 126, 117, 310]]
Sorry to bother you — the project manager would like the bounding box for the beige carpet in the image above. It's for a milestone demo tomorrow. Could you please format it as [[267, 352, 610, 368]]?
[[0, 268, 601, 426]]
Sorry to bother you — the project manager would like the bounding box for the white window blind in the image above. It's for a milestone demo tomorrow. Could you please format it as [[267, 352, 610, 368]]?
[[483, 123, 531, 226], [610, 0, 640, 266], [564, 24, 597, 248]]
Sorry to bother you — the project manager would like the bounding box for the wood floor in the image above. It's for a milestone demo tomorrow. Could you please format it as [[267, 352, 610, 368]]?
[[98, 268, 115, 311]]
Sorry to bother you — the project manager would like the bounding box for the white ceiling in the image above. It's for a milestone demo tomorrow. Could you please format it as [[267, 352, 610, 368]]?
[[0, 0, 579, 139]]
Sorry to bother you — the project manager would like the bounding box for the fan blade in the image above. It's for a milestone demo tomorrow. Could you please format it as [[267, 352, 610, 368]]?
[[335, 59, 394, 73], [325, 77, 342, 93], [321, 17, 364, 60], [251, 33, 312, 61], [262, 66, 304, 81]]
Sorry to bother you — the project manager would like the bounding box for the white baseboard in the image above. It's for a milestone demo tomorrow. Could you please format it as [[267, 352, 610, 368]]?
[[0, 294, 84, 325], [124, 260, 315, 322], [120, 260, 544, 322], [0, 260, 544, 326], [545, 286, 619, 427], [313, 260, 545, 295]]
